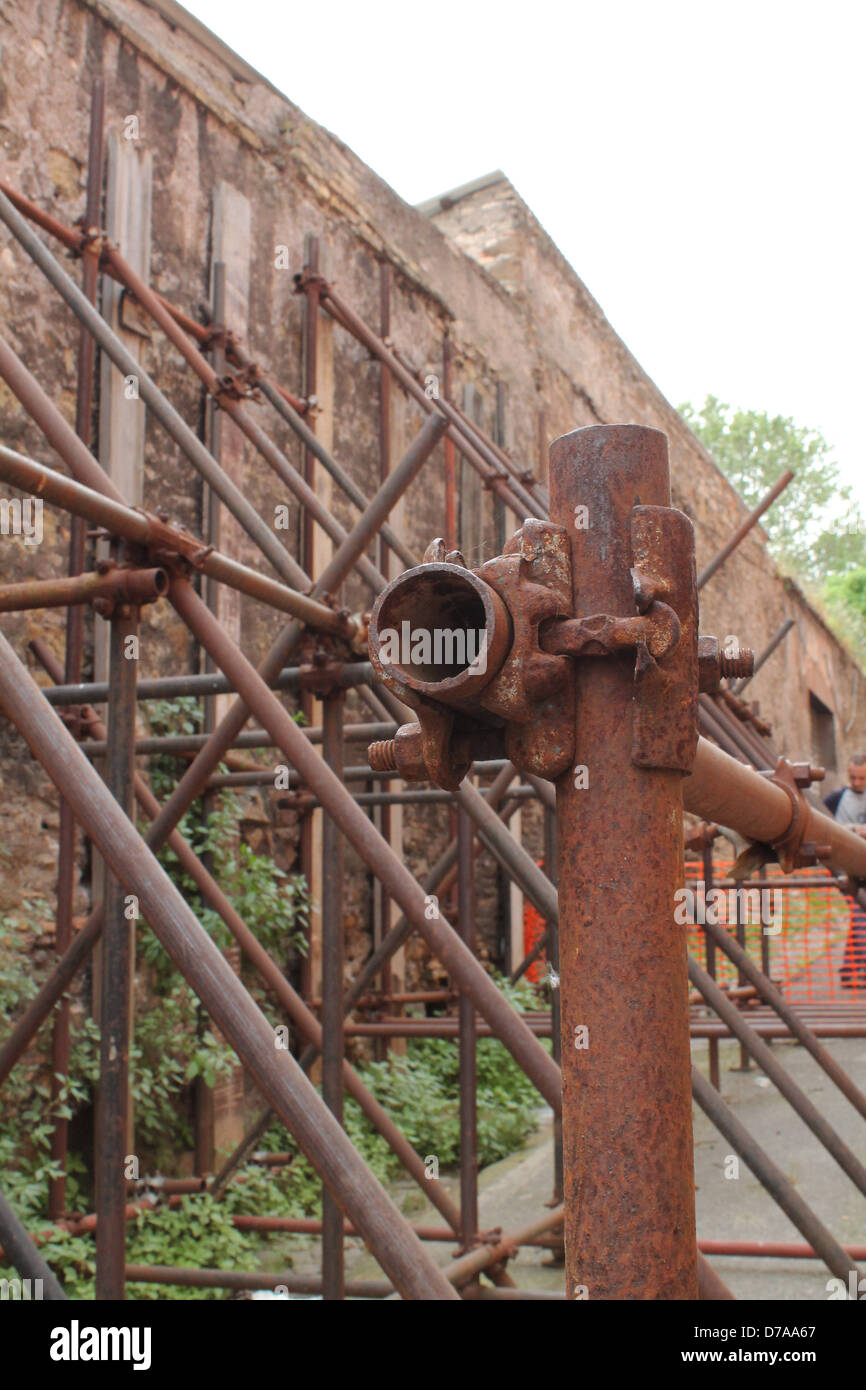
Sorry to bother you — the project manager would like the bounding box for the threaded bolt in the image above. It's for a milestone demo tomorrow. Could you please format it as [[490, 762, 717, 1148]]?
[[368, 739, 399, 773], [719, 648, 755, 679]]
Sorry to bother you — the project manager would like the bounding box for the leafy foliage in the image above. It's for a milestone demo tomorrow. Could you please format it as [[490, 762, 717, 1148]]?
[[124, 1198, 254, 1300], [140, 697, 309, 992], [824, 566, 866, 657], [223, 975, 548, 1225], [356, 976, 546, 1169], [679, 395, 865, 583]]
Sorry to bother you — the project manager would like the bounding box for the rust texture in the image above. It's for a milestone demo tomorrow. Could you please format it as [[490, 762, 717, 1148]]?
[[549, 424, 699, 1301]]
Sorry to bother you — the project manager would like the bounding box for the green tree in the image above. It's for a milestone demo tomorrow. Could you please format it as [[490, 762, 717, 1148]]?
[[679, 396, 865, 583], [824, 566, 866, 656]]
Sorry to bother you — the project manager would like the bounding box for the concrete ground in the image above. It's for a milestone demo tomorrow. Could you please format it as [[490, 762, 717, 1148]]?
[[691, 1034, 866, 1300], [338, 1035, 866, 1299]]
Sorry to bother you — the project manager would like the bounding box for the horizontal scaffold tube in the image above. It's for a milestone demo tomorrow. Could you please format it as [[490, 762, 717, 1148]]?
[[686, 738, 866, 880], [0, 443, 349, 636]]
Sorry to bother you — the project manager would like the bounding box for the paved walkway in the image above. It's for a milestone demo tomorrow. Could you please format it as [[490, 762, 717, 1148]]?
[[342, 1035, 866, 1300]]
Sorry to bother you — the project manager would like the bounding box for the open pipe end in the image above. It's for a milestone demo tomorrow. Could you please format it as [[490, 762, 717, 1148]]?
[[369, 562, 512, 704]]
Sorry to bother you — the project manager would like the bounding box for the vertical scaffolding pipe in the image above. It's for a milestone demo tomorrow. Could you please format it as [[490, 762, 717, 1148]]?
[[702, 836, 721, 1091], [299, 234, 319, 1000], [49, 75, 104, 1220], [194, 258, 227, 1177], [375, 262, 393, 1044], [302, 234, 320, 573], [733, 892, 751, 1072], [203, 261, 227, 635], [760, 892, 772, 981], [548, 424, 698, 1300], [442, 334, 457, 551], [443, 330, 460, 973], [95, 606, 138, 1300], [457, 807, 478, 1254], [494, 383, 507, 553], [544, 805, 563, 1207], [492, 382, 512, 970], [377, 263, 392, 581], [321, 692, 345, 1300]]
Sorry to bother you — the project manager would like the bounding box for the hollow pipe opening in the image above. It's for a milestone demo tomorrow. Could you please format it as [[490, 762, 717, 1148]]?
[[369, 562, 512, 703]]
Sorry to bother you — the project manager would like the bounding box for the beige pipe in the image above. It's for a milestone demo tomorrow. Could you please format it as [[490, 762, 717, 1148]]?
[[686, 739, 866, 880]]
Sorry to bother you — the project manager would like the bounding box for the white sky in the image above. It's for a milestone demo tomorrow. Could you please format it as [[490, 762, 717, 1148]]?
[[183, 0, 865, 507]]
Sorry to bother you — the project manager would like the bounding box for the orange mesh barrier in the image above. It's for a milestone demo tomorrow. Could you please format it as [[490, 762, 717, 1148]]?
[[684, 859, 866, 1005], [522, 877, 547, 983], [521, 858, 866, 1004]]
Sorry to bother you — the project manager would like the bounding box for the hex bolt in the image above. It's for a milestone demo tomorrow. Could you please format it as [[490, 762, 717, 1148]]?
[[791, 762, 826, 787], [719, 648, 755, 679], [698, 637, 755, 691], [368, 739, 398, 773]]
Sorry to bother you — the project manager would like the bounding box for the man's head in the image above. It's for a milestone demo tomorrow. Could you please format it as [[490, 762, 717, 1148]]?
[[849, 755, 866, 794]]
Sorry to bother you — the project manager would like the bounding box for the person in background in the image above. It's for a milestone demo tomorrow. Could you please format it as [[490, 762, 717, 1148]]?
[[824, 753, 866, 836], [824, 753, 866, 989]]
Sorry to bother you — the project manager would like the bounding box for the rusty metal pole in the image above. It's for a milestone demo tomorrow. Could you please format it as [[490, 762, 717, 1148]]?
[[49, 74, 104, 1222], [442, 334, 457, 551], [548, 424, 698, 1300], [733, 617, 795, 695], [697, 470, 794, 589], [321, 691, 345, 1300], [733, 889, 751, 1071], [701, 835, 721, 1091], [299, 236, 319, 999], [374, 262, 393, 1049], [544, 805, 564, 1209], [195, 258, 227, 1179], [95, 605, 138, 1299], [0, 1189, 68, 1300], [457, 806, 478, 1255]]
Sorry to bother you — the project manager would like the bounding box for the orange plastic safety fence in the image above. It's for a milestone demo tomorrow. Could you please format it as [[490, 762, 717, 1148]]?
[[684, 859, 866, 1005], [520, 858, 866, 1004]]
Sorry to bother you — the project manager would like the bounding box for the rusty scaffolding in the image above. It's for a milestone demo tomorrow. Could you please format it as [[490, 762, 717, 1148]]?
[[1, 87, 866, 1302]]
